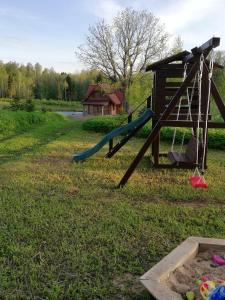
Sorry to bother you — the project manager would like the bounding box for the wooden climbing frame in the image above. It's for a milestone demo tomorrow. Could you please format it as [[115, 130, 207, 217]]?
[[116, 37, 225, 187]]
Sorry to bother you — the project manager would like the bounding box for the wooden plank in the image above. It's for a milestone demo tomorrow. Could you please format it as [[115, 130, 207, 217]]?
[[118, 61, 199, 187], [184, 37, 220, 62], [156, 64, 187, 70], [158, 69, 191, 78], [163, 115, 212, 121], [155, 76, 166, 111], [159, 120, 225, 128], [146, 51, 190, 71], [158, 87, 198, 97]]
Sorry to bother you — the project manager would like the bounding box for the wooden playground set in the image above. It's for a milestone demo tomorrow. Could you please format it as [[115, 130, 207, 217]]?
[[74, 37, 225, 188]]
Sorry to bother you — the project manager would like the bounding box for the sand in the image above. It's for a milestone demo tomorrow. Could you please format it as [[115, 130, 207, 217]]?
[[167, 249, 225, 299]]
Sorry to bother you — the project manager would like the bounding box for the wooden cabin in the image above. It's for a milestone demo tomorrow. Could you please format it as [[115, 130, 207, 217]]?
[[82, 84, 125, 115]]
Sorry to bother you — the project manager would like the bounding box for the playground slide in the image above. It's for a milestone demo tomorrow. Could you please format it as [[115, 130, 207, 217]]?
[[73, 108, 154, 162]]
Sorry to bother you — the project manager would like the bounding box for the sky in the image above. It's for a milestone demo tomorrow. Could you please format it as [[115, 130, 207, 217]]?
[[1, 0, 225, 73]]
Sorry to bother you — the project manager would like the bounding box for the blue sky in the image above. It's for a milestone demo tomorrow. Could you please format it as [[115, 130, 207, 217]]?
[[1, 0, 225, 73]]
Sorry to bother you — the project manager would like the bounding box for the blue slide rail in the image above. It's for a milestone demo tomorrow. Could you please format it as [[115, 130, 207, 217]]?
[[73, 108, 154, 162]]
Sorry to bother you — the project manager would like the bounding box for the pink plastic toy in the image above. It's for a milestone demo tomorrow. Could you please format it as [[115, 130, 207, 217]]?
[[212, 255, 225, 266]]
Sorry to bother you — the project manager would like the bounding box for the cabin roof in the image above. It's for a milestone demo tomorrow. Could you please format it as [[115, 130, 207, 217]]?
[[83, 84, 124, 106]]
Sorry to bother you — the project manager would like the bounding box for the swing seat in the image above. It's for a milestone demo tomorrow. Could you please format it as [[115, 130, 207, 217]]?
[[189, 176, 208, 188], [168, 136, 202, 167]]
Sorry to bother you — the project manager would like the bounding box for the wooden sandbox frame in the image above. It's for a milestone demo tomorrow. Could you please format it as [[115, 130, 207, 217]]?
[[140, 237, 225, 300]]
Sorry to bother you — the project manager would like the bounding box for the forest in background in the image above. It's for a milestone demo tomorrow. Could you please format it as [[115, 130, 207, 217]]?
[[0, 61, 100, 102], [0, 59, 224, 111]]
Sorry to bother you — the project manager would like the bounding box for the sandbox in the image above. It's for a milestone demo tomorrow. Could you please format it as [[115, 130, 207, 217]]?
[[140, 237, 225, 300]]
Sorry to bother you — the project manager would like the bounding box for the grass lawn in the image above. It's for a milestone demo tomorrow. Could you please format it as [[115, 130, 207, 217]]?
[[0, 114, 225, 299]]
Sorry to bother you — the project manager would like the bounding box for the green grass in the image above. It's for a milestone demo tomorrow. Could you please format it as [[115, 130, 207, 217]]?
[[0, 98, 83, 112], [0, 110, 65, 141], [0, 112, 225, 299]]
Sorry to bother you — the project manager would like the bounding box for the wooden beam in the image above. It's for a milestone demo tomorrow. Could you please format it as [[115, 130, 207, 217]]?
[[159, 120, 225, 129], [184, 37, 220, 62], [118, 61, 199, 187]]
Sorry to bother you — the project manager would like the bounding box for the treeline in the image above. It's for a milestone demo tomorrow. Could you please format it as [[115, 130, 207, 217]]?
[[0, 61, 100, 101], [0, 58, 224, 108]]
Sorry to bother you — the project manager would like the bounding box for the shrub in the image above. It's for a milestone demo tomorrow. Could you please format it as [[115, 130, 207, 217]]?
[[9, 98, 22, 111], [82, 115, 225, 150], [8, 98, 35, 112], [41, 106, 47, 113], [82, 115, 127, 133], [23, 99, 35, 112]]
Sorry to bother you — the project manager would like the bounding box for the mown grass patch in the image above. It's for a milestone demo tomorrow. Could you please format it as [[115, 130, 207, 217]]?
[[0, 117, 224, 298], [0, 110, 67, 141]]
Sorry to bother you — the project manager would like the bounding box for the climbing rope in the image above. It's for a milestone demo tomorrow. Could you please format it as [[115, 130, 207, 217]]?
[[201, 49, 215, 174], [195, 53, 204, 170], [190, 50, 214, 188], [180, 73, 197, 151]]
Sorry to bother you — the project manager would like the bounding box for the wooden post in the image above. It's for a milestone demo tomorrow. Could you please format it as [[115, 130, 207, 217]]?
[[109, 139, 113, 152], [128, 114, 132, 123], [147, 95, 151, 108], [152, 71, 165, 167], [105, 114, 153, 158]]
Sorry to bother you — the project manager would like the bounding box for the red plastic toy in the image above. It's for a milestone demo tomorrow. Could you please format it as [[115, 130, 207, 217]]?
[[189, 176, 208, 188]]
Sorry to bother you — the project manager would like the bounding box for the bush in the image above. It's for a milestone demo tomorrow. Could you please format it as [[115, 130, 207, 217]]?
[[41, 106, 48, 113], [82, 115, 127, 133], [82, 115, 225, 150], [9, 98, 22, 111], [23, 99, 35, 112], [8, 98, 35, 112]]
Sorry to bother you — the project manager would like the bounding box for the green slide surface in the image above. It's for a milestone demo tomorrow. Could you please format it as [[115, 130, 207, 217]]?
[[73, 108, 153, 162]]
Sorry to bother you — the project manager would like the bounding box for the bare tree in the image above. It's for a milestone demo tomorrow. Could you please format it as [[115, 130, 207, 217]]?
[[170, 35, 184, 55], [76, 8, 169, 88]]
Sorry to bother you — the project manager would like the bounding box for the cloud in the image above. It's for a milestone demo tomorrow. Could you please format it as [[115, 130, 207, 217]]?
[[86, 0, 123, 22], [0, 6, 39, 21], [0, 36, 31, 49], [159, 0, 224, 33]]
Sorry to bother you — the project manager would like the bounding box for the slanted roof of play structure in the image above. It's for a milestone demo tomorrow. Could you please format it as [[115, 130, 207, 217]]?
[[146, 51, 190, 71], [146, 44, 224, 72]]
